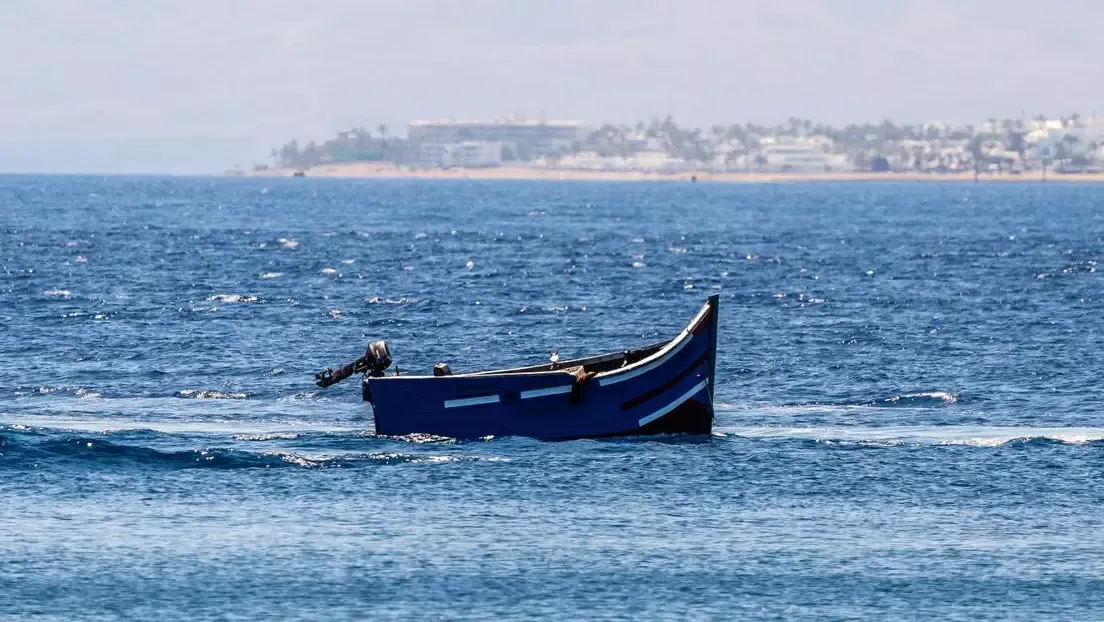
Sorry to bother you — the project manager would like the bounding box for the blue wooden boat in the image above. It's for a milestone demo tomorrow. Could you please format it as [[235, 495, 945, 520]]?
[[314, 295, 718, 440]]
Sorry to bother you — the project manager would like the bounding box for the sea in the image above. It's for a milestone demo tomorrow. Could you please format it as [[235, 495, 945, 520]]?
[[1, 176, 1102, 620]]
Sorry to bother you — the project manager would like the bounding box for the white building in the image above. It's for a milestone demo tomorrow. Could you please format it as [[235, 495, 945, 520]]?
[[408, 117, 588, 158], [625, 150, 690, 173], [418, 141, 503, 168], [757, 136, 848, 172], [1026, 119, 1104, 164], [550, 151, 624, 171]]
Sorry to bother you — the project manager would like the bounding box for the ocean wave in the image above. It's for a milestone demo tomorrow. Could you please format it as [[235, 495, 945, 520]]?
[[741, 392, 960, 415], [26, 386, 103, 399], [35, 386, 68, 395], [232, 432, 301, 441], [365, 296, 420, 305], [716, 425, 1104, 448], [513, 304, 588, 315], [175, 389, 249, 400], [1, 420, 363, 438], [207, 294, 257, 304], [873, 391, 959, 406], [0, 433, 507, 470], [277, 391, 320, 401], [383, 433, 457, 444], [724, 403, 864, 416]]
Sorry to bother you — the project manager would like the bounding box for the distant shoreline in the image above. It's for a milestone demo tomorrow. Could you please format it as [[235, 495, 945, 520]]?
[[237, 163, 1104, 183]]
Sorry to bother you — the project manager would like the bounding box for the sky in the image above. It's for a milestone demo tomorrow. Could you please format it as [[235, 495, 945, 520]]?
[[1, 0, 1102, 173]]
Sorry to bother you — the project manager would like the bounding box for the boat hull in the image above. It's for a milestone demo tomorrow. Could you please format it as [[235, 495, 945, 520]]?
[[365, 296, 719, 440]]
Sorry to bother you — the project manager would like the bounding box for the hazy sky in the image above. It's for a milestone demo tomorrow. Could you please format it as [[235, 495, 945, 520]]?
[[2, 0, 1102, 173]]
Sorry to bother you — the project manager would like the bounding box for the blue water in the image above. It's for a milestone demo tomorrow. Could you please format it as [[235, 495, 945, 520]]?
[[2, 176, 1103, 620]]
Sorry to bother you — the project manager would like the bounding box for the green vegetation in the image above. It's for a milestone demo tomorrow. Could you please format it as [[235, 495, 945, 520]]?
[[264, 114, 1102, 173]]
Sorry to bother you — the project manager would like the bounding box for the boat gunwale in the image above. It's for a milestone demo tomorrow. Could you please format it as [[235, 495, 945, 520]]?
[[369, 340, 671, 381], [591, 298, 713, 383]]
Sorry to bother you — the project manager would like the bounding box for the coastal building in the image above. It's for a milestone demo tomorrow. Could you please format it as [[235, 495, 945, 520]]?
[[626, 150, 690, 173], [545, 149, 691, 173], [1025, 118, 1104, 166], [707, 141, 745, 172], [418, 141, 503, 168], [408, 117, 588, 159], [757, 136, 848, 172]]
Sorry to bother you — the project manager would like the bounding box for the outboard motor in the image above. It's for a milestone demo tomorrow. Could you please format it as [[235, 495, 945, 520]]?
[[363, 340, 392, 377], [315, 340, 392, 388]]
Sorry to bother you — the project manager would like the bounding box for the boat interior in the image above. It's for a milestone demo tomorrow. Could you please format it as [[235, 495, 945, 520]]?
[[466, 339, 670, 377]]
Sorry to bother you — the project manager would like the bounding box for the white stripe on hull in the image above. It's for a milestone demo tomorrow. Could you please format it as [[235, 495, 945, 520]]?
[[520, 385, 573, 400], [637, 379, 709, 427], [444, 394, 501, 409]]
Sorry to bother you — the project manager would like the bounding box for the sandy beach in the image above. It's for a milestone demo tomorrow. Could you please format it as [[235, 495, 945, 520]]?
[[239, 162, 1104, 183]]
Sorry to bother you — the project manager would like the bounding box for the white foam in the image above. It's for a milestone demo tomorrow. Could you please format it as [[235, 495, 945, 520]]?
[[885, 391, 959, 404], [43, 289, 72, 298], [0, 417, 361, 437], [233, 432, 301, 441], [716, 425, 1104, 447], [75, 388, 101, 400], [208, 294, 257, 304], [176, 389, 249, 400], [260, 272, 282, 279], [722, 403, 865, 416]]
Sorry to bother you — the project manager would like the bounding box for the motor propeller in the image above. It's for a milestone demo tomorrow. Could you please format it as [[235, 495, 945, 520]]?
[[315, 340, 392, 388]]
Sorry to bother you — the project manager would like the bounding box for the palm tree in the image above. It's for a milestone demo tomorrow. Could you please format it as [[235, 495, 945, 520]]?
[[1061, 134, 1079, 166], [968, 135, 985, 179], [1054, 142, 1068, 170], [1006, 131, 1027, 169], [377, 124, 389, 144], [661, 115, 677, 137], [279, 140, 301, 168], [877, 119, 898, 141]]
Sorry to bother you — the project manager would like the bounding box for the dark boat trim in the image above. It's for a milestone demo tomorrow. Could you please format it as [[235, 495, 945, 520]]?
[[620, 350, 712, 411]]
